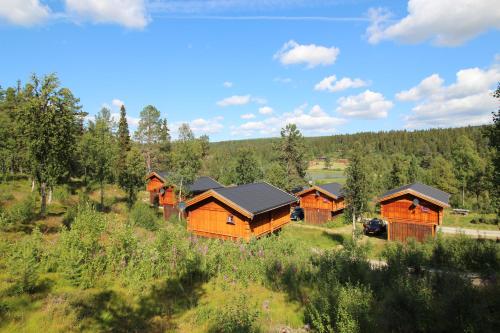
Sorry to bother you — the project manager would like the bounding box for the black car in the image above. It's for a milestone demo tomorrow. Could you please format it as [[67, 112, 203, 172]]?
[[290, 207, 304, 221], [363, 218, 386, 235]]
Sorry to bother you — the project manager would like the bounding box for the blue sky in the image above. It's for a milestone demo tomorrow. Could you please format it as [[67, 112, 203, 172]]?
[[0, 0, 499, 141]]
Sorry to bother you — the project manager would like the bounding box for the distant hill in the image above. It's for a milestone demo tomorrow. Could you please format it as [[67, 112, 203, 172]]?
[[210, 125, 490, 162]]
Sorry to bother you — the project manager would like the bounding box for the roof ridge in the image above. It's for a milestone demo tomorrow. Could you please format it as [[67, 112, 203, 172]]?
[[261, 181, 297, 199]]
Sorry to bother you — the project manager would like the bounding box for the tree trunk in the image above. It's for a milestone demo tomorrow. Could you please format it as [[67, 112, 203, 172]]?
[[178, 177, 183, 220], [31, 179, 35, 192], [462, 181, 465, 208], [48, 187, 53, 205], [40, 182, 47, 216], [352, 207, 356, 239], [100, 180, 104, 210]]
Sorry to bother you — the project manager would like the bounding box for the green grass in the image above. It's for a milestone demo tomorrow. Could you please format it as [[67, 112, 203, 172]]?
[[284, 223, 345, 250], [177, 279, 304, 332], [443, 210, 498, 231]]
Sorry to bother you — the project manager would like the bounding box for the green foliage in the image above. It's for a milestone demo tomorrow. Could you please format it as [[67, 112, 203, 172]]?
[[7, 194, 36, 224], [119, 147, 146, 206], [57, 204, 107, 288], [344, 144, 370, 222], [134, 104, 163, 172], [264, 162, 288, 190], [172, 124, 203, 186], [211, 295, 260, 333], [18, 74, 83, 215], [6, 227, 43, 294], [128, 202, 159, 231], [233, 148, 263, 185], [276, 124, 308, 190]]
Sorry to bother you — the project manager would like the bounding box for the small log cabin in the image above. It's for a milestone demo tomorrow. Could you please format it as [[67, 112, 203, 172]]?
[[184, 182, 297, 241], [378, 182, 450, 242], [296, 183, 345, 224], [145, 172, 223, 219]]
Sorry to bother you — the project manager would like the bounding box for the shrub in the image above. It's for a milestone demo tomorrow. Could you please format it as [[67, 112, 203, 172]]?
[[129, 202, 159, 231], [7, 227, 43, 294], [210, 294, 260, 333], [53, 185, 71, 202], [8, 195, 36, 224], [57, 204, 107, 288]]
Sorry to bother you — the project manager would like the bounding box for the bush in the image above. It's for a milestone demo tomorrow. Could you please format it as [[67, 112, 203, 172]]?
[[7, 227, 43, 294], [210, 294, 260, 333], [53, 185, 71, 203], [57, 204, 107, 288], [8, 195, 36, 224], [129, 202, 159, 231]]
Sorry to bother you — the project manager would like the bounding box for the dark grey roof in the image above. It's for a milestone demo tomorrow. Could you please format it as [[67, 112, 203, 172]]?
[[188, 176, 223, 193], [213, 182, 297, 216], [318, 183, 344, 198], [379, 182, 450, 206]]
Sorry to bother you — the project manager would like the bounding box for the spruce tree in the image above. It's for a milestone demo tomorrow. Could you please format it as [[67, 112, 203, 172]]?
[[118, 104, 130, 153], [277, 124, 307, 187], [344, 144, 370, 231]]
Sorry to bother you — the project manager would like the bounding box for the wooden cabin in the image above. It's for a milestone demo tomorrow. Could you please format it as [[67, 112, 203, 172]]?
[[145, 171, 168, 206], [145, 172, 223, 219], [184, 182, 297, 241], [378, 182, 450, 242], [296, 183, 345, 224]]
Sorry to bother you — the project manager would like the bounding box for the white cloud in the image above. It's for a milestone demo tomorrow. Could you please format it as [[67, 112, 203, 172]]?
[[398, 62, 500, 127], [111, 112, 140, 127], [274, 77, 292, 84], [223, 81, 233, 88], [367, 0, 500, 46], [65, 0, 149, 29], [216, 95, 251, 107], [216, 95, 267, 107], [171, 116, 224, 137], [234, 103, 346, 137], [258, 106, 273, 115], [0, 0, 51, 26], [315, 75, 368, 93], [241, 113, 256, 119], [112, 99, 125, 108], [396, 74, 443, 101], [336, 90, 393, 118], [274, 40, 340, 68]]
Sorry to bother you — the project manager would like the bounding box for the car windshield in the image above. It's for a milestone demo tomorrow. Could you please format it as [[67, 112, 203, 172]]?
[[369, 220, 380, 226]]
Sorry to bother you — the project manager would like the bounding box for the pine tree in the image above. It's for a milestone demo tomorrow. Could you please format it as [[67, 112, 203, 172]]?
[[407, 155, 420, 183], [277, 124, 307, 187], [158, 118, 171, 170], [233, 148, 263, 185], [120, 147, 146, 207], [344, 144, 370, 231], [118, 104, 130, 153], [134, 105, 162, 172]]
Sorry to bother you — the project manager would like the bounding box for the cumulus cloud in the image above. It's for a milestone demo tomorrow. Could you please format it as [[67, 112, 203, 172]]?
[[398, 62, 500, 127], [112, 98, 125, 108], [170, 116, 224, 137], [234, 103, 346, 137], [216, 95, 266, 107], [336, 90, 393, 118], [367, 0, 500, 46], [223, 81, 233, 88], [258, 106, 273, 115], [241, 113, 256, 119], [0, 0, 51, 26], [216, 95, 251, 107], [65, 0, 149, 29], [315, 75, 368, 93], [274, 40, 340, 68]]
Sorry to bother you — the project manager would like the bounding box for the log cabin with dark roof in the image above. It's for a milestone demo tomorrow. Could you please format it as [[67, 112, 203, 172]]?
[[377, 182, 451, 242], [184, 182, 298, 241], [145, 172, 224, 219], [296, 182, 345, 224]]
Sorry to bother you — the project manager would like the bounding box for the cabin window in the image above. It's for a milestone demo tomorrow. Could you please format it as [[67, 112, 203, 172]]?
[[226, 215, 235, 225]]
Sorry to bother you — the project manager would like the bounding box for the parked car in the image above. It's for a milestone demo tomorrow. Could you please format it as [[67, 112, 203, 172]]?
[[290, 207, 304, 221], [363, 218, 386, 235]]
